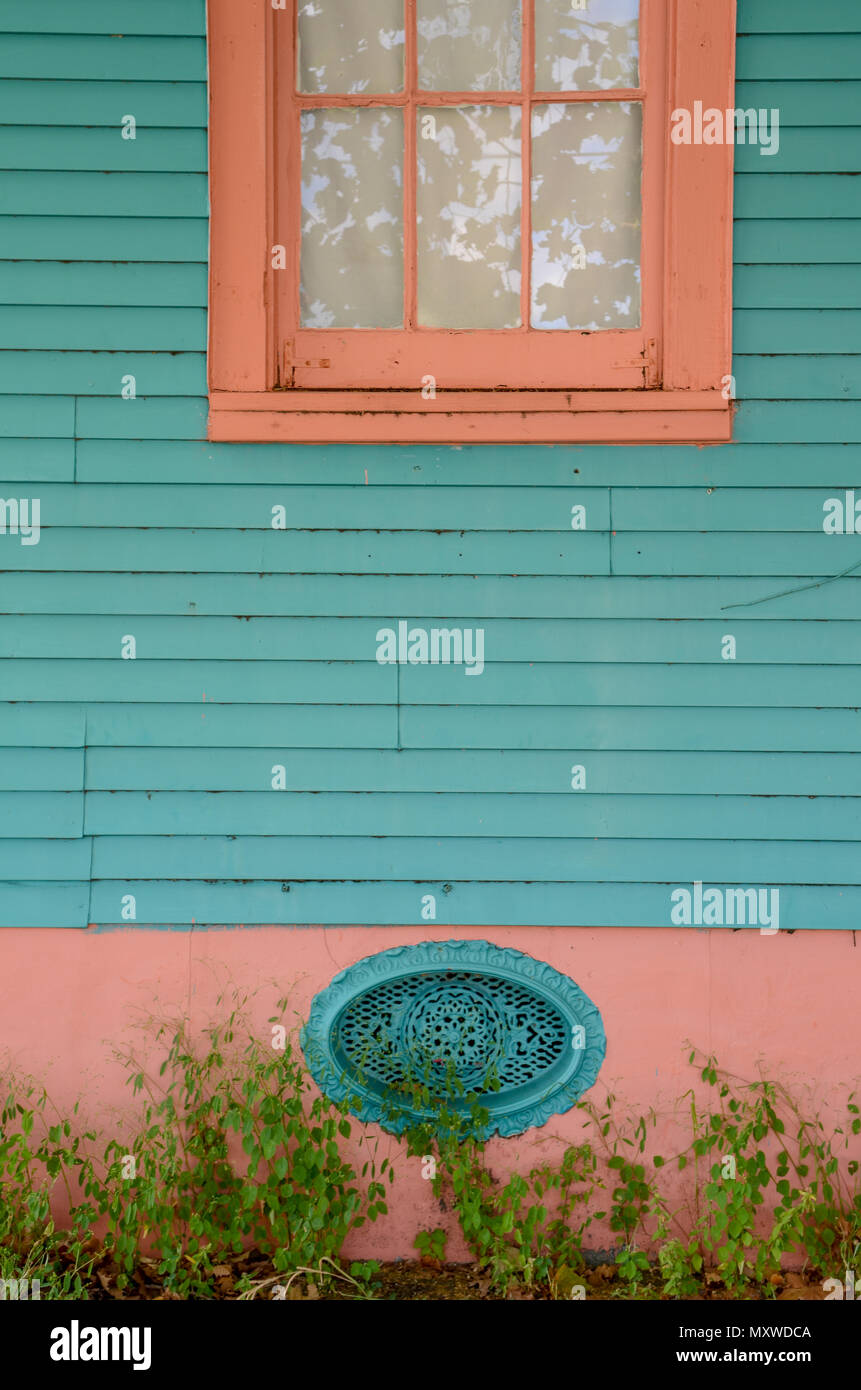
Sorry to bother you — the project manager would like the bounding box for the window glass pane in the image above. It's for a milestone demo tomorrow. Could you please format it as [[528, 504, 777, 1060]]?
[[417, 0, 522, 92], [535, 0, 639, 92], [531, 101, 641, 330], [300, 108, 404, 328], [417, 106, 522, 328], [298, 0, 405, 95]]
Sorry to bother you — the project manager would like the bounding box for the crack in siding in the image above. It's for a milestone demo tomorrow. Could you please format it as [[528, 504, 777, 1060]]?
[[722, 555, 861, 611]]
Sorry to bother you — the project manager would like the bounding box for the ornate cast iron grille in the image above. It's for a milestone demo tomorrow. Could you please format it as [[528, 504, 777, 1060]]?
[[301, 940, 606, 1138]]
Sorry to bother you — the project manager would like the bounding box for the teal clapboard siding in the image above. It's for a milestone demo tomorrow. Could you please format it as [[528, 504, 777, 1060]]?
[[0, 2, 859, 930]]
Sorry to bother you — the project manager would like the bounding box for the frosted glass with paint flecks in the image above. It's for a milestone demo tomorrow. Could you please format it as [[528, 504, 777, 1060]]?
[[417, 105, 522, 328], [535, 0, 639, 92], [300, 108, 404, 328], [530, 101, 641, 329], [417, 0, 522, 92], [297, 0, 405, 94]]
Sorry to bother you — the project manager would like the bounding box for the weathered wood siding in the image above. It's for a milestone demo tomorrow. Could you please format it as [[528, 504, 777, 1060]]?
[[1, 0, 859, 929]]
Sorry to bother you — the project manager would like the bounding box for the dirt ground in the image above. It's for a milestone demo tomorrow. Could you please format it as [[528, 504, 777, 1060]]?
[[46, 1238, 831, 1301]]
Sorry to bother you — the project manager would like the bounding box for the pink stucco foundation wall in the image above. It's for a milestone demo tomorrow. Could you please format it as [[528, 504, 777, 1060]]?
[[1, 925, 859, 1261]]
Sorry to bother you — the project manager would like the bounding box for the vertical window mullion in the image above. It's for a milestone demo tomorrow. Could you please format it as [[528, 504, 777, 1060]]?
[[286, 12, 301, 347], [405, 0, 418, 329], [520, 0, 535, 333]]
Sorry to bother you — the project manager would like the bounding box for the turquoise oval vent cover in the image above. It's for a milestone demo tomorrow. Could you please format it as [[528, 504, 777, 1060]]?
[[300, 940, 606, 1137]]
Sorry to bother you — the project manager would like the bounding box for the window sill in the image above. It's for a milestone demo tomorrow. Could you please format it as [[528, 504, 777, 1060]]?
[[208, 390, 733, 445]]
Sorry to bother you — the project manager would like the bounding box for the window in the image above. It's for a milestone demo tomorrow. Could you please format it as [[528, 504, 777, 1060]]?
[[208, 0, 735, 443]]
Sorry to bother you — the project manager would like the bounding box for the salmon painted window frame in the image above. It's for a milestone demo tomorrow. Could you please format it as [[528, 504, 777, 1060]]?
[[207, 0, 736, 445]]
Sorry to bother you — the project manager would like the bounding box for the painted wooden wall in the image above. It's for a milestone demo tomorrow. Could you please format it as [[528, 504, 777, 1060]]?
[[1, 0, 859, 932]]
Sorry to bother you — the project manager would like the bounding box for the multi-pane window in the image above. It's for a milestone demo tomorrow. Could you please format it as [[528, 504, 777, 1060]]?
[[278, 0, 659, 389], [208, 0, 735, 443]]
